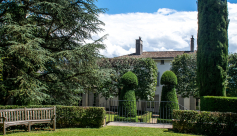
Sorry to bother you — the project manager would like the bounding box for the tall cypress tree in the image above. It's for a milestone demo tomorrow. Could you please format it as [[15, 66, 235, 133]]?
[[197, 0, 229, 96], [0, 0, 108, 105]]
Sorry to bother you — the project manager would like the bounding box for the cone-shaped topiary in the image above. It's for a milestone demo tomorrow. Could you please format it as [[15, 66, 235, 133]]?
[[119, 71, 138, 117], [160, 71, 179, 119]]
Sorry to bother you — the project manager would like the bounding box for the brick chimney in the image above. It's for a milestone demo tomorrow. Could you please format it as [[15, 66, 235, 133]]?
[[136, 36, 143, 55], [190, 35, 194, 52]]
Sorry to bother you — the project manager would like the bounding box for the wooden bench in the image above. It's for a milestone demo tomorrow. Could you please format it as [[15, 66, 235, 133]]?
[[0, 107, 56, 135]]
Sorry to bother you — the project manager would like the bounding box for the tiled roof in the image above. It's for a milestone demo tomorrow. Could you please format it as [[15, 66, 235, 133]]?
[[114, 51, 196, 59]]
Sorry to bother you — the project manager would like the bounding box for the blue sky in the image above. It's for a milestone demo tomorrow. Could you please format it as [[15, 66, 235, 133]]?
[[95, 0, 237, 14], [87, 0, 237, 58]]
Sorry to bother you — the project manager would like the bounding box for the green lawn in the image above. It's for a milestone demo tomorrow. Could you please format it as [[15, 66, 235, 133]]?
[[5, 126, 201, 136]]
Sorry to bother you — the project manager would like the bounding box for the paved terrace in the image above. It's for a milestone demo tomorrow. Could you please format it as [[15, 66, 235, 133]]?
[[107, 122, 172, 129]]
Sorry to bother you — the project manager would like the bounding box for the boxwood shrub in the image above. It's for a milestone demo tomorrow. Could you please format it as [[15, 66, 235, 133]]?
[[172, 110, 237, 135], [0, 105, 105, 128], [200, 96, 237, 113], [114, 115, 138, 122], [138, 111, 152, 123]]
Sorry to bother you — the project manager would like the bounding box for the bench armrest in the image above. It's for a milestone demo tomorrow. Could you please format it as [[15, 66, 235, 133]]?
[[50, 114, 56, 123], [1, 117, 6, 122]]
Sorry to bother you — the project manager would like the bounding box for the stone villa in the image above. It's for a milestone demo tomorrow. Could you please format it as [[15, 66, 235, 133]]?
[[80, 36, 198, 111]]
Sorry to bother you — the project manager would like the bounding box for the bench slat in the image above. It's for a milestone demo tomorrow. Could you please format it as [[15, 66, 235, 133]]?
[[27, 111, 29, 120], [26, 108, 54, 111], [46, 110, 48, 119], [0, 109, 24, 112], [8, 111, 10, 121], [40, 110, 43, 119]]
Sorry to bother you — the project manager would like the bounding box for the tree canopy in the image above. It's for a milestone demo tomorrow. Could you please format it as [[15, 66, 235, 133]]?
[[171, 53, 198, 98], [0, 0, 108, 105], [97, 58, 158, 101], [171, 53, 236, 98], [227, 53, 237, 97], [197, 0, 229, 96]]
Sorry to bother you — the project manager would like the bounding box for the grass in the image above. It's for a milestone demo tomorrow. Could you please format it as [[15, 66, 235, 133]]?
[[5, 126, 201, 136]]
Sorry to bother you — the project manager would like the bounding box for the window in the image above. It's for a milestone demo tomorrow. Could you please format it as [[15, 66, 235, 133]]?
[[161, 60, 164, 65], [157, 72, 160, 86]]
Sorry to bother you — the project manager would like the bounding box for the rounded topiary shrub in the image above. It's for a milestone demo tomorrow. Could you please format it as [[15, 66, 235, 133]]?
[[160, 70, 179, 119], [121, 71, 138, 88], [119, 71, 138, 118], [161, 71, 177, 86]]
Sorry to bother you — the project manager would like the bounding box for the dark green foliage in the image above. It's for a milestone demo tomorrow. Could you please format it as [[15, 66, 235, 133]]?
[[227, 53, 237, 97], [121, 71, 138, 88], [200, 96, 237, 112], [0, 105, 105, 128], [114, 115, 138, 122], [0, 0, 108, 105], [119, 90, 137, 117], [161, 71, 177, 85], [197, 0, 229, 96], [171, 53, 198, 98], [98, 58, 158, 101], [119, 71, 137, 117], [160, 71, 179, 119], [159, 86, 179, 119], [173, 110, 237, 136]]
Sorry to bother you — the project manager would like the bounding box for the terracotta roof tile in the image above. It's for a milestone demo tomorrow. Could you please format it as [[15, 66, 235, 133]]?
[[114, 51, 196, 59]]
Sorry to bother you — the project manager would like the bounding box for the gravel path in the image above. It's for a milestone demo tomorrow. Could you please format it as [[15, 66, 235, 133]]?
[[107, 122, 172, 128]]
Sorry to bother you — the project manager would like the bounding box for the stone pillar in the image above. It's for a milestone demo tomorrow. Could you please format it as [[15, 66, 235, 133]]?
[[184, 97, 190, 110], [190, 96, 196, 110], [178, 95, 184, 110], [82, 93, 88, 106]]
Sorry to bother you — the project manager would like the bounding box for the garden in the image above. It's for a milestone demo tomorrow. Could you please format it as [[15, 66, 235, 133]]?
[[1, 0, 237, 136]]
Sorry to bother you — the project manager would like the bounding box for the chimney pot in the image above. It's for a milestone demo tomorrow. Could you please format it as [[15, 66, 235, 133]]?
[[190, 35, 194, 52], [136, 36, 143, 55]]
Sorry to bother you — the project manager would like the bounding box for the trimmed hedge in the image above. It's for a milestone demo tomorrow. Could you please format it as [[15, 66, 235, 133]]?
[[200, 96, 237, 113], [159, 87, 179, 119], [0, 105, 105, 128], [157, 118, 172, 123], [121, 71, 138, 88], [173, 110, 237, 136], [114, 115, 138, 122], [138, 111, 152, 123], [119, 71, 137, 117]]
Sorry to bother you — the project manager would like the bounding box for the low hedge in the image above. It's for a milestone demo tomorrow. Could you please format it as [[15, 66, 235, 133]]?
[[138, 111, 152, 123], [114, 115, 138, 122], [0, 105, 105, 128], [172, 110, 237, 136], [200, 96, 237, 113], [157, 118, 172, 123]]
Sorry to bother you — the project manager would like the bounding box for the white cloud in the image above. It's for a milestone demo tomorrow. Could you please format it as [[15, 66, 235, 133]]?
[[90, 2, 237, 58]]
